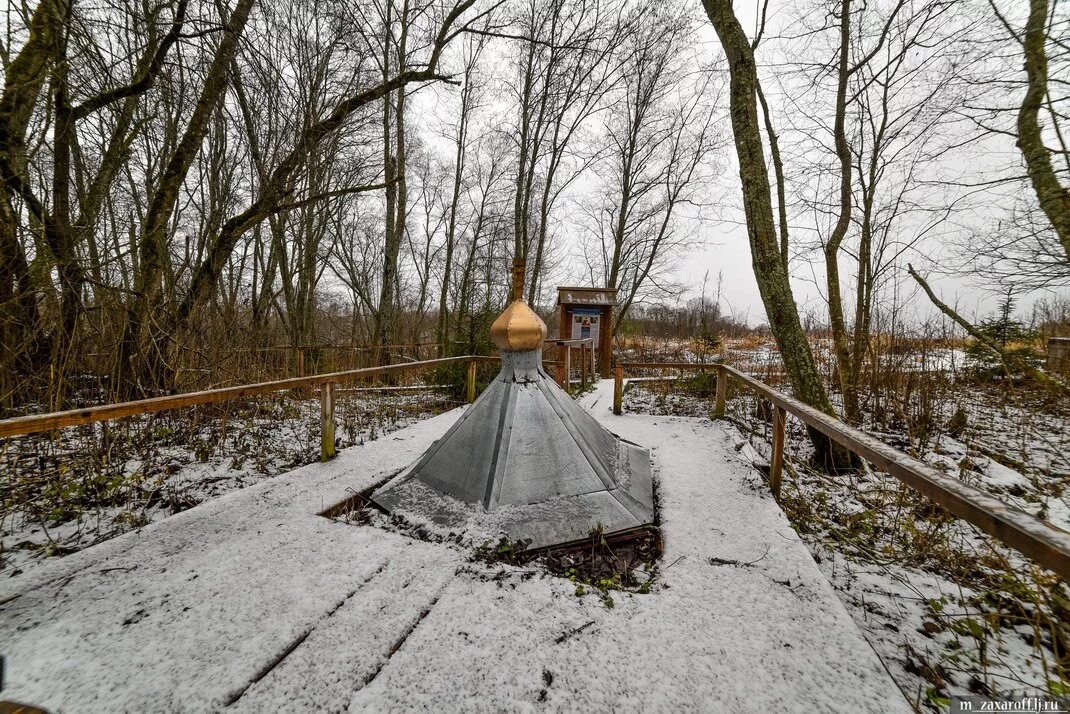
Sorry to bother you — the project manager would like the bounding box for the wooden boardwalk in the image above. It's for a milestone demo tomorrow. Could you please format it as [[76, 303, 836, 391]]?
[[0, 382, 909, 713]]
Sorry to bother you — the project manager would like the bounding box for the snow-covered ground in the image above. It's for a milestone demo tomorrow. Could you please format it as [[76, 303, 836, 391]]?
[[0, 383, 909, 712], [622, 377, 1070, 709], [4, 342, 1063, 710], [1, 390, 459, 573]]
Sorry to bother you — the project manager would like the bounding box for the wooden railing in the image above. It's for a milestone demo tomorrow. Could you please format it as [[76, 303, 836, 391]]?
[[236, 342, 445, 377], [0, 355, 500, 461], [8, 353, 1068, 576], [547, 338, 597, 391], [613, 361, 1070, 578]]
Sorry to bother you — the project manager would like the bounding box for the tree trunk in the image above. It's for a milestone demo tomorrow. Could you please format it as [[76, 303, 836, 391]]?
[[1018, 0, 1070, 259], [436, 129, 466, 356], [375, 93, 407, 363], [46, 5, 86, 409], [756, 83, 789, 268], [0, 0, 65, 409], [824, 0, 861, 424], [702, 0, 854, 469], [0, 206, 38, 412], [374, 0, 409, 363]]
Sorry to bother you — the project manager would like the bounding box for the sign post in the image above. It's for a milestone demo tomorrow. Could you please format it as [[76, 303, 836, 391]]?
[[556, 287, 616, 377]]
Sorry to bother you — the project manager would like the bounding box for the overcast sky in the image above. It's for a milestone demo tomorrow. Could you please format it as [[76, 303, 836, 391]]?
[[411, 0, 1069, 327]]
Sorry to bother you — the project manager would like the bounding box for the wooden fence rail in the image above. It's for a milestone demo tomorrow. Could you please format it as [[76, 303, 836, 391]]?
[[613, 361, 1070, 578], [0, 356, 501, 462], [8, 354, 1068, 577], [235, 342, 444, 352], [547, 338, 596, 391]]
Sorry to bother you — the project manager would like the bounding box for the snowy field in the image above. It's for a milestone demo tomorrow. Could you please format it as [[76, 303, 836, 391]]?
[[0, 387, 909, 712]]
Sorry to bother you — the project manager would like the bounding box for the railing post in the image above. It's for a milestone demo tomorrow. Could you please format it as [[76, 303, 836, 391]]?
[[580, 344, 588, 390], [715, 365, 727, 418], [466, 359, 477, 404], [770, 406, 785, 499], [296, 348, 306, 378], [613, 363, 623, 415], [563, 346, 572, 391], [320, 381, 336, 462]]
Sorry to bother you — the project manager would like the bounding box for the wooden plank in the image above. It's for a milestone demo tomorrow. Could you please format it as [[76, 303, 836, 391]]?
[[580, 345, 588, 390], [335, 385, 451, 394], [621, 361, 723, 370], [613, 364, 624, 415], [600, 308, 613, 376], [562, 347, 571, 390], [0, 356, 474, 439], [715, 365, 727, 418], [466, 359, 477, 404], [236, 342, 444, 353]]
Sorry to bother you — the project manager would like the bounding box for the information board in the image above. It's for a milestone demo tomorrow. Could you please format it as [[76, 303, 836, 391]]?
[[571, 309, 601, 342]]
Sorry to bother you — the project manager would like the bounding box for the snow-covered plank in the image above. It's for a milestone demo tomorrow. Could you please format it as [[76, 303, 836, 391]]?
[[0, 382, 909, 712], [0, 412, 462, 712], [350, 404, 911, 713], [229, 541, 462, 713]]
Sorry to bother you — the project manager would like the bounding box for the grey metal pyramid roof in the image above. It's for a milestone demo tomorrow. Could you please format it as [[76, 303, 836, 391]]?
[[371, 349, 655, 549]]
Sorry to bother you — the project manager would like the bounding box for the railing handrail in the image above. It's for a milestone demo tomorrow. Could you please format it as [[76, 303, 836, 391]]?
[[613, 360, 1070, 578], [547, 338, 596, 346], [233, 342, 444, 352], [0, 355, 481, 439], [618, 360, 722, 370]]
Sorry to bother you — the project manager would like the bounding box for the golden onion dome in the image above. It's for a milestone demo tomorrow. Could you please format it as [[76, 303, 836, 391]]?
[[490, 299, 547, 352]]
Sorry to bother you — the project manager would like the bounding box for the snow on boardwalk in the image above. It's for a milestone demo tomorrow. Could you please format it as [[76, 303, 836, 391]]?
[[0, 380, 909, 713]]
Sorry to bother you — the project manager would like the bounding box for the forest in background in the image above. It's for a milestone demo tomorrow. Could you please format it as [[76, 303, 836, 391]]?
[[0, 0, 724, 413], [0, 0, 1066, 431]]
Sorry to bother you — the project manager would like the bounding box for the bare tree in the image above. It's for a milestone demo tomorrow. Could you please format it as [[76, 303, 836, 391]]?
[[452, 132, 511, 351], [131, 0, 485, 387], [788, 0, 968, 423], [586, 2, 721, 330], [961, 0, 1070, 287], [0, 0, 191, 406], [702, 0, 851, 468], [405, 145, 448, 342], [435, 29, 490, 354], [506, 0, 626, 303]]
